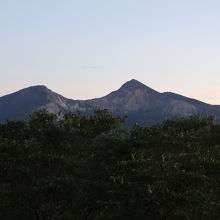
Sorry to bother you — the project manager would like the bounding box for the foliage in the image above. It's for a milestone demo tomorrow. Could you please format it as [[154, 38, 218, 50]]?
[[0, 111, 220, 219]]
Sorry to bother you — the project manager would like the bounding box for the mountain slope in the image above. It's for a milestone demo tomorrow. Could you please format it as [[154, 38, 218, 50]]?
[[0, 85, 71, 121], [84, 79, 220, 125], [1, 79, 220, 126]]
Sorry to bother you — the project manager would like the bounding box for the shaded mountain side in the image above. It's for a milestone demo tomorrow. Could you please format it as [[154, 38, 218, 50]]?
[[0, 86, 71, 121], [0, 79, 220, 126]]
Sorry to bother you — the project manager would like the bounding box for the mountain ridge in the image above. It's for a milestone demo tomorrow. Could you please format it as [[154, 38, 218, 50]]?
[[0, 79, 219, 126]]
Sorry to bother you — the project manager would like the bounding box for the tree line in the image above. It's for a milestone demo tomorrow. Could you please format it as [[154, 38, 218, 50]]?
[[1, 110, 220, 220]]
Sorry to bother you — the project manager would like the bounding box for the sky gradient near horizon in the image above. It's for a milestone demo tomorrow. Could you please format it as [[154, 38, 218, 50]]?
[[1, 0, 220, 104]]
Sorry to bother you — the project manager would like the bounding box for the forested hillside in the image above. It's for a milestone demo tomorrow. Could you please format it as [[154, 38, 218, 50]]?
[[1, 110, 220, 219]]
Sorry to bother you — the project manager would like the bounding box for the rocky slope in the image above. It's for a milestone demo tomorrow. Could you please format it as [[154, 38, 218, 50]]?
[[1, 79, 220, 126]]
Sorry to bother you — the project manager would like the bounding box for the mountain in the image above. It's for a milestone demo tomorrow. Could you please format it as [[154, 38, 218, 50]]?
[[1, 79, 220, 126], [0, 86, 71, 121]]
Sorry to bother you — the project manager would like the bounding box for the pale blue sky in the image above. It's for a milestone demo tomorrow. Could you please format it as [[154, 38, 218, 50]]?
[[1, 0, 220, 103]]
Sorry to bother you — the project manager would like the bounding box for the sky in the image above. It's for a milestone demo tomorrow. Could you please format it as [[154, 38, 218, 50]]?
[[1, 0, 220, 104]]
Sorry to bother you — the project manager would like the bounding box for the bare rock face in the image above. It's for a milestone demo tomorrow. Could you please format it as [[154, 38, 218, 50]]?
[[0, 79, 220, 126]]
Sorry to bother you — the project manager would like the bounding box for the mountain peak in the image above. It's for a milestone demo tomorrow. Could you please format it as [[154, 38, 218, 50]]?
[[25, 85, 49, 91], [120, 79, 158, 93], [0, 81, 220, 125], [19, 85, 55, 96]]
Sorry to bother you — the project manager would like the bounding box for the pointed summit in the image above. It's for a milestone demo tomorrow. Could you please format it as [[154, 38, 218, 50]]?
[[1, 80, 220, 126], [120, 79, 158, 93]]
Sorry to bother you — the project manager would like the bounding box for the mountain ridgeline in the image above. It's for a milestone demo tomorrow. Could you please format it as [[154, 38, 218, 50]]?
[[1, 79, 220, 126]]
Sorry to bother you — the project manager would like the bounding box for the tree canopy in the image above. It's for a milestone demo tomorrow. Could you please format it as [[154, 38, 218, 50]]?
[[0, 110, 220, 219]]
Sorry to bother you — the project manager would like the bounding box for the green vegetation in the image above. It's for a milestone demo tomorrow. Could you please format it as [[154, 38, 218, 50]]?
[[1, 110, 220, 219]]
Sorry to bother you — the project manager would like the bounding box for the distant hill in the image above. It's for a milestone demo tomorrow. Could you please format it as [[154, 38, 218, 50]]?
[[1, 79, 220, 126]]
